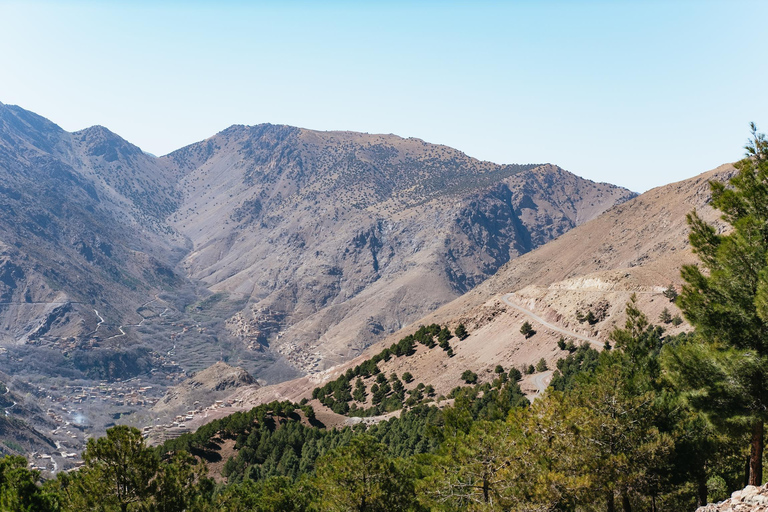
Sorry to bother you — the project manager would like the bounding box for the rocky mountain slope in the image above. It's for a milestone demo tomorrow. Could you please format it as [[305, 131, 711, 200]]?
[[201, 163, 734, 418], [0, 101, 635, 454], [161, 124, 634, 371], [0, 102, 635, 378], [0, 102, 183, 341], [152, 362, 256, 418]]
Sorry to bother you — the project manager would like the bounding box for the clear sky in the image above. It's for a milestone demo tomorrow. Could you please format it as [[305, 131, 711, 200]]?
[[0, 0, 765, 192]]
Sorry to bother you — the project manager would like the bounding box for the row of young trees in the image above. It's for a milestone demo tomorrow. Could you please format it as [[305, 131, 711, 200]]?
[[312, 323, 468, 415]]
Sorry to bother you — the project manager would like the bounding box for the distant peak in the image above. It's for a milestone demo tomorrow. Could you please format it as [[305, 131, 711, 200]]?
[[74, 125, 143, 160], [74, 124, 120, 139]]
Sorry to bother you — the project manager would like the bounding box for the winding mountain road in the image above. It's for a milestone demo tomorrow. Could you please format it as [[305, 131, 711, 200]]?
[[501, 293, 603, 349]]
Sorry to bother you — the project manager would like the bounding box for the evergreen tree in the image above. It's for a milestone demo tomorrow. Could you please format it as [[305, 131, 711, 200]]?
[[72, 425, 159, 512], [461, 370, 478, 384], [675, 124, 768, 486], [663, 284, 678, 302], [520, 321, 535, 338], [313, 435, 419, 511], [0, 455, 56, 512], [353, 378, 367, 403]]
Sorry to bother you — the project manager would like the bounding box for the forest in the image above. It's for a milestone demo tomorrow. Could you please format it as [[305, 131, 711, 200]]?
[[2, 129, 768, 511]]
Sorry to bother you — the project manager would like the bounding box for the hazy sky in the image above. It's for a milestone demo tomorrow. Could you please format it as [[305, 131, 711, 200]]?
[[1, 1, 765, 192]]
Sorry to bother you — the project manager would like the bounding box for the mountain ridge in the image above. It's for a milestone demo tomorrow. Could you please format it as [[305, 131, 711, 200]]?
[[0, 102, 635, 457]]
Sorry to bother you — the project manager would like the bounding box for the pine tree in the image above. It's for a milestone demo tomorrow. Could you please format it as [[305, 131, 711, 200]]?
[[675, 124, 768, 486], [663, 284, 678, 302], [520, 321, 535, 338], [313, 435, 418, 511]]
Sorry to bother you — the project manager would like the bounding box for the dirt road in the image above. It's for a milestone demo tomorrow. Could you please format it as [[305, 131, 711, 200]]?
[[501, 293, 603, 349]]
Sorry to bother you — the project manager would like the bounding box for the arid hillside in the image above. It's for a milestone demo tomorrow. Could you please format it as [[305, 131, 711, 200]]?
[[0, 102, 637, 457], [160, 124, 634, 372], [198, 163, 734, 421]]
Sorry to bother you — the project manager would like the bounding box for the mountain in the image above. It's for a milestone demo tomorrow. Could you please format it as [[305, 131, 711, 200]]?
[[205, 163, 734, 416], [160, 124, 636, 372], [0, 102, 635, 453]]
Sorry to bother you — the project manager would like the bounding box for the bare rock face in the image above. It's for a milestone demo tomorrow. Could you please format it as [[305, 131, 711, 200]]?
[[699, 485, 768, 511], [0, 102, 634, 383], [164, 125, 635, 372]]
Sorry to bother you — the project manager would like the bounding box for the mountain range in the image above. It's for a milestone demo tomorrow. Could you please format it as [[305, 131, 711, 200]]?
[[0, 102, 635, 458]]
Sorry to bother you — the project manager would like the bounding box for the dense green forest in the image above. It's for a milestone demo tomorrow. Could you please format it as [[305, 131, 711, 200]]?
[[2, 129, 768, 511]]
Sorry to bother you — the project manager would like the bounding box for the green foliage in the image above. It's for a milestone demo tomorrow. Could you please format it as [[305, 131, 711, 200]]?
[[460, 370, 478, 384], [454, 324, 469, 340], [535, 358, 548, 372], [213, 476, 313, 511], [310, 323, 459, 413], [54, 425, 211, 512], [673, 124, 768, 485], [0, 455, 56, 512], [663, 283, 679, 302], [557, 336, 566, 350], [508, 367, 522, 382], [659, 307, 673, 324], [402, 372, 413, 383], [550, 343, 600, 392], [576, 309, 597, 324], [313, 435, 421, 512], [520, 321, 535, 338]]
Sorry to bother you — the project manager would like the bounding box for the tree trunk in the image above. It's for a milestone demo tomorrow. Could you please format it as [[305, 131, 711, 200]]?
[[750, 419, 764, 486], [697, 473, 708, 507], [606, 490, 615, 512], [621, 491, 631, 512], [745, 455, 751, 487]]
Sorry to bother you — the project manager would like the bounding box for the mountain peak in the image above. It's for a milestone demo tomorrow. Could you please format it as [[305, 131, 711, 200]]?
[[74, 124, 143, 161]]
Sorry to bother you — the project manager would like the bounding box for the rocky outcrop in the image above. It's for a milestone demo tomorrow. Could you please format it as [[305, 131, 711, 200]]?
[[152, 362, 257, 417], [699, 485, 768, 511]]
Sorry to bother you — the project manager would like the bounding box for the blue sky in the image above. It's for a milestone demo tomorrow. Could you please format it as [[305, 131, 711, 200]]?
[[0, 1, 765, 192]]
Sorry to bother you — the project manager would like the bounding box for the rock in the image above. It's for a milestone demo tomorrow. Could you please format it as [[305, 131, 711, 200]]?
[[699, 483, 768, 511]]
